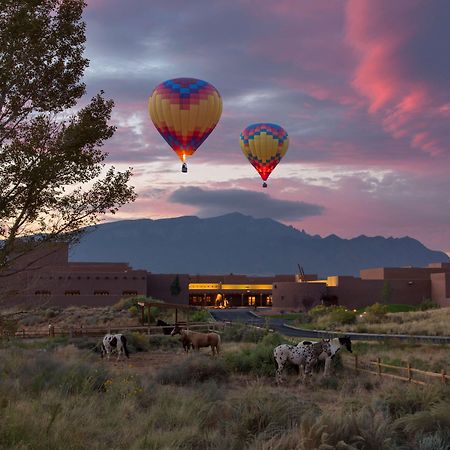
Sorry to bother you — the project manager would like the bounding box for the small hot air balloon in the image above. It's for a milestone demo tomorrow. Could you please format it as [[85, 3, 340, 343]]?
[[239, 123, 289, 187], [148, 78, 222, 172]]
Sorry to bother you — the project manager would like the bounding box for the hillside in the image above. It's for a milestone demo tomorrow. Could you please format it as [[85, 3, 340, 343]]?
[[70, 213, 449, 277]]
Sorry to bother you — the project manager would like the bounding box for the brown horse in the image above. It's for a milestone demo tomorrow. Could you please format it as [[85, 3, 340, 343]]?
[[171, 325, 220, 356]]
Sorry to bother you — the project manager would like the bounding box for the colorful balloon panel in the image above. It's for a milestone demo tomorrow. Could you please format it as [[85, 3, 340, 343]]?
[[239, 123, 289, 182], [149, 78, 222, 162]]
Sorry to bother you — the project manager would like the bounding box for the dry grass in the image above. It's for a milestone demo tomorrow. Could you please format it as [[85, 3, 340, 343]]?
[[338, 307, 450, 336], [1, 317, 450, 449]]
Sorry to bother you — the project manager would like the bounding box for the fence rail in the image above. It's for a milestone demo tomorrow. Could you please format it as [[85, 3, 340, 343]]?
[[347, 354, 449, 385], [2, 321, 227, 340]]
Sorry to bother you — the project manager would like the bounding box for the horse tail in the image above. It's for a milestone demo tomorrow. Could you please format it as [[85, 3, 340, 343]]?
[[121, 335, 130, 358]]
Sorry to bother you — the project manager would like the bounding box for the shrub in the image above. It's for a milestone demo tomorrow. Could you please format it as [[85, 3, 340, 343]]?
[[155, 354, 229, 385], [376, 384, 448, 419], [316, 309, 356, 328], [225, 385, 320, 448], [418, 298, 439, 311], [190, 309, 211, 322], [223, 343, 276, 377], [394, 402, 450, 435], [221, 323, 268, 343], [308, 304, 332, 319], [128, 306, 138, 316], [125, 332, 150, 352], [113, 295, 146, 311]]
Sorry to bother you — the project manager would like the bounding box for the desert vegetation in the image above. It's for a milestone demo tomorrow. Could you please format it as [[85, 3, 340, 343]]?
[[1, 324, 449, 449], [285, 304, 450, 336]]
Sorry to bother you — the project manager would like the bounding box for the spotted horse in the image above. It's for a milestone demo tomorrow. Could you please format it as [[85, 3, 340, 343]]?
[[273, 337, 352, 384], [101, 333, 130, 361]]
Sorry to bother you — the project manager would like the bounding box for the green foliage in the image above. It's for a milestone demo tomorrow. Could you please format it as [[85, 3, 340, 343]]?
[[362, 302, 389, 323], [308, 304, 332, 319], [223, 332, 286, 377], [376, 384, 450, 420], [221, 323, 268, 343], [0, 0, 135, 272], [0, 349, 108, 396], [113, 295, 146, 311], [155, 354, 229, 385], [418, 298, 439, 311], [170, 274, 181, 295], [190, 309, 211, 322], [381, 281, 392, 304], [124, 332, 150, 352]]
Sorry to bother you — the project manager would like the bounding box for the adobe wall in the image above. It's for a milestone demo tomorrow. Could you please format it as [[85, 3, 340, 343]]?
[[147, 274, 190, 305], [431, 272, 450, 307], [1, 268, 148, 308], [272, 282, 327, 312], [329, 277, 431, 309], [360, 267, 444, 280]]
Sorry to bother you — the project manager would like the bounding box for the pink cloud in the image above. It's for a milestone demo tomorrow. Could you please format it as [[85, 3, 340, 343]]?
[[346, 0, 450, 155]]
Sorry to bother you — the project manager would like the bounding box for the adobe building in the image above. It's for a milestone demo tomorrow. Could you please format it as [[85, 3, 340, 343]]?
[[1, 242, 449, 310], [271, 262, 450, 311]]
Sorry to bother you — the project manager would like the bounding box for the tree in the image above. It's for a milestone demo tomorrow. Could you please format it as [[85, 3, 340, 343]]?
[[381, 281, 392, 304], [0, 0, 136, 274], [170, 275, 181, 296]]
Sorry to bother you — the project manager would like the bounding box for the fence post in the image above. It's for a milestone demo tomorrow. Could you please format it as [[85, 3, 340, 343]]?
[[407, 362, 412, 382], [377, 357, 381, 377], [442, 369, 446, 384]]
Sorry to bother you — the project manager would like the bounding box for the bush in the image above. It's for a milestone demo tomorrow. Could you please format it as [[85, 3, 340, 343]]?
[[316, 309, 357, 328], [190, 309, 211, 322], [221, 323, 268, 343], [223, 333, 285, 377], [155, 354, 229, 385], [418, 298, 439, 311], [226, 385, 319, 447], [0, 349, 109, 396]]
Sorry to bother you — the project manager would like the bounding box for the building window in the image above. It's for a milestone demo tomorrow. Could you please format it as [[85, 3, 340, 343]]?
[[35, 290, 51, 296], [94, 290, 109, 296], [122, 290, 138, 296], [65, 290, 80, 296], [266, 296, 273, 306], [248, 296, 256, 306], [114, 276, 118, 280]]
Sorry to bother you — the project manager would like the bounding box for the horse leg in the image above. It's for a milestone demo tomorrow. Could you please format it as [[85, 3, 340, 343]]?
[[275, 362, 286, 384]]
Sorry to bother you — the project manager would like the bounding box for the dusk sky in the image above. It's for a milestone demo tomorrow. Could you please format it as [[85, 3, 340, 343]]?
[[83, 0, 450, 255]]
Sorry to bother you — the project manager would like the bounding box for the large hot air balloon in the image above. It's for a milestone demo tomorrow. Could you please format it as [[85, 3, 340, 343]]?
[[239, 123, 289, 187], [148, 78, 222, 172]]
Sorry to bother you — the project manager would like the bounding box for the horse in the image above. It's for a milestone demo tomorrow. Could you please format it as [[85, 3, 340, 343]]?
[[171, 325, 220, 356], [297, 336, 352, 377], [101, 333, 130, 361], [156, 319, 173, 335], [274, 337, 352, 384]]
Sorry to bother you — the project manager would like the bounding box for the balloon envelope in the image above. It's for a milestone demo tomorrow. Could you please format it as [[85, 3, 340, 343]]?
[[149, 78, 222, 164], [239, 123, 289, 184]]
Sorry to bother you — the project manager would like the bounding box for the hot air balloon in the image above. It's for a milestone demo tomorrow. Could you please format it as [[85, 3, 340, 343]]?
[[239, 123, 289, 187], [148, 78, 222, 172]]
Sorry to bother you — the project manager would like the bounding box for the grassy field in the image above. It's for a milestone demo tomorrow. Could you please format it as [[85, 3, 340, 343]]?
[[1, 326, 449, 450]]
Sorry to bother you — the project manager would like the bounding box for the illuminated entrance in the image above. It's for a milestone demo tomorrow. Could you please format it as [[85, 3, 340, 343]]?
[[189, 283, 273, 307]]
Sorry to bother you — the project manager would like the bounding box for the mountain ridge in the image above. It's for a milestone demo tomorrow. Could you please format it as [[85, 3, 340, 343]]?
[[69, 213, 449, 277]]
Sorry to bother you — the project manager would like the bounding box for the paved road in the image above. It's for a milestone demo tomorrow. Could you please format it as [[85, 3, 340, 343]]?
[[209, 308, 450, 344]]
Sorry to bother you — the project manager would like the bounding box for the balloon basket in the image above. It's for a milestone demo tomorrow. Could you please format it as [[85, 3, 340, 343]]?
[[262, 182, 267, 188], [181, 163, 188, 173]]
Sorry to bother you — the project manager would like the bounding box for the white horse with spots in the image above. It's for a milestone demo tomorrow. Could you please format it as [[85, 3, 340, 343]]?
[[101, 333, 130, 361], [274, 337, 352, 384]]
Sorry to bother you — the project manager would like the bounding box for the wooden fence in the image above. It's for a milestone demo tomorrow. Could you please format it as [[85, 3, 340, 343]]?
[[2, 321, 227, 340], [347, 354, 449, 385]]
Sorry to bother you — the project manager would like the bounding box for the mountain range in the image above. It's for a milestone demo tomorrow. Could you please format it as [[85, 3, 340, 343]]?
[[69, 213, 450, 277]]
